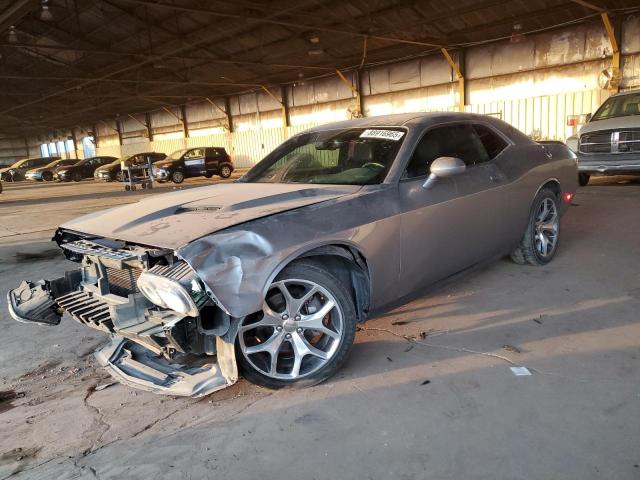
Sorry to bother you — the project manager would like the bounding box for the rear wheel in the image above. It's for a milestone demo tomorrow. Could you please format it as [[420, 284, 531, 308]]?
[[510, 188, 561, 266], [578, 173, 590, 186], [171, 170, 185, 184], [219, 165, 232, 179], [42, 171, 53, 182], [73, 172, 82, 182], [236, 260, 357, 389]]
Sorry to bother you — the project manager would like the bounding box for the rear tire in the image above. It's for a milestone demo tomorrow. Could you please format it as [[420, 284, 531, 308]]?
[[236, 260, 357, 389], [42, 171, 53, 182], [73, 172, 82, 182], [510, 188, 561, 266], [578, 173, 590, 186], [219, 165, 232, 179], [171, 170, 185, 184]]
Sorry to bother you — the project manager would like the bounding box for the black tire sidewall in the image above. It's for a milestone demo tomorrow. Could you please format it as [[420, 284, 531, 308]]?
[[236, 260, 358, 389], [526, 189, 561, 265], [578, 173, 590, 186], [220, 166, 232, 178], [172, 170, 185, 183]]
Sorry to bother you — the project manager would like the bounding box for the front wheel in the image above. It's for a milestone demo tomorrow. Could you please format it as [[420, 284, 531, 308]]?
[[42, 171, 53, 182], [236, 260, 357, 389], [171, 170, 185, 184], [578, 173, 590, 186], [510, 188, 561, 266], [73, 172, 82, 182]]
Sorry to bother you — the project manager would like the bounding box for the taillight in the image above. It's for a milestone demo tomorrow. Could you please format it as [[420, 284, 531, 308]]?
[[563, 192, 574, 203]]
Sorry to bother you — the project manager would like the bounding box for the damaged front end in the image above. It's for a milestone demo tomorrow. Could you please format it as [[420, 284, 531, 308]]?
[[7, 230, 238, 397]]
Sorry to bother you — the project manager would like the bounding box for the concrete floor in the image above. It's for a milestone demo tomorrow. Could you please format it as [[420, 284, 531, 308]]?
[[0, 175, 639, 480]]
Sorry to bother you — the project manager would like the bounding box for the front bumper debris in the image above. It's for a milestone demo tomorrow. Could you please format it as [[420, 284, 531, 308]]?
[[96, 337, 234, 397]]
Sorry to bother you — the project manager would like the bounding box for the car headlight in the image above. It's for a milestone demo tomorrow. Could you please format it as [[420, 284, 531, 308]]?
[[137, 271, 203, 317], [58, 170, 67, 175]]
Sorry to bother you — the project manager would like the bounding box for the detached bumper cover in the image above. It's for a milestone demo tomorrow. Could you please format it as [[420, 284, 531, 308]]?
[[96, 337, 235, 397]]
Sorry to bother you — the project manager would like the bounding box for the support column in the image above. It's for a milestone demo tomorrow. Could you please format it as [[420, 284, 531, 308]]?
[[24, 137, 30, 157], [115, 119, 123, 145], [281, 85, 291, 127], [441, 47, 465, 112], [601, 12, 621, 92], [180, 105, 189, 138], [335, 69, 361, 117], [224, 97, 234, 133], [261, 85, 288, 128]]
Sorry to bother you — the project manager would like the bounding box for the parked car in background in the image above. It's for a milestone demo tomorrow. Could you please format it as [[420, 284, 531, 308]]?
[[55, 156, 117, 182], [25, 158, 79, 181], [152, 147, 233, 183], [8, 113, 576, 396], [0, 156, 60, 182], [94, 152, 166, 182], [567, 89, 640, 186]]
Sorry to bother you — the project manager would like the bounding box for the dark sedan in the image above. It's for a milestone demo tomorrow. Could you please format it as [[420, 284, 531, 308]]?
[[55, 156, 117, 182], [9, 112, 576, 396], [93, 152, 166, 181]]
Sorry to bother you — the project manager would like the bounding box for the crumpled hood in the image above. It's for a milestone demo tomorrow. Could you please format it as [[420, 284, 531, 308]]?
[[0, 166, 14, 174], [60, 183, 361, 249], [580, 115, 640, 135]]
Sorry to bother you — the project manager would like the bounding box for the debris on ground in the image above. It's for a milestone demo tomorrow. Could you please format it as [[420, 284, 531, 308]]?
[[510, 366, 532, 376], [420, 380, 431, 386], [94, 382, 117, 392], [391, 320, 410, 326], [386, 357, 393, 362], [503, 345, 522, 354]]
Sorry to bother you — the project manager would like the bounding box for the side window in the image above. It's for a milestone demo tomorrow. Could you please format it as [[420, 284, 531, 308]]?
[[405, 124, 490, 179], [186, 149, 203, 159], [472, 124, 508, 159]]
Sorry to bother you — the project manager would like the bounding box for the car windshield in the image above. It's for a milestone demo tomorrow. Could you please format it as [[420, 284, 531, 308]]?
[[45, 159, 69, 168], [243, 127, 406, 185], [591, 93, 640, 121], [11, 158, 29, 168], [167, 149, 188, 160]]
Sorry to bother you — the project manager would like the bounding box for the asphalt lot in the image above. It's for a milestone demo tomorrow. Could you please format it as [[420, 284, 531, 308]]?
[[0, 175, 639, 480]]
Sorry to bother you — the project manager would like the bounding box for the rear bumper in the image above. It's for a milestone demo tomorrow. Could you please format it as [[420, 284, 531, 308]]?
[[577, 153, 640, 175]]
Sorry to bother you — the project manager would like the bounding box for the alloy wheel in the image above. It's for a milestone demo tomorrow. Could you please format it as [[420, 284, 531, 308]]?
[[534, 197, 559, 258], [238, 279, 344, 380]]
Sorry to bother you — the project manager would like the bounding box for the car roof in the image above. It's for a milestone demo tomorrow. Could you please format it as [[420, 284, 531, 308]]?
[[303, 112, 507, 133], [609, 88, 639, 98]]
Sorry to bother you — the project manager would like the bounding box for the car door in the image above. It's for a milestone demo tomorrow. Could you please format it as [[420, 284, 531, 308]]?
[[183, 148, 205, 176], [204, 148, 219, 174], [397, 123, 510, 295]]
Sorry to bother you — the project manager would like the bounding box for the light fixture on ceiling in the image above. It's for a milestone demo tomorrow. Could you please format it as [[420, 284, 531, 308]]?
[[8, 26, 18, 43], [307, 48, 324, 56], [307, 34, 320, 44], [41, 0, 53, 21]]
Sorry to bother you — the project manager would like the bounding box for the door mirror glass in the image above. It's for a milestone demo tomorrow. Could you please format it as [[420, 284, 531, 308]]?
[[422, 157, 466, 189]]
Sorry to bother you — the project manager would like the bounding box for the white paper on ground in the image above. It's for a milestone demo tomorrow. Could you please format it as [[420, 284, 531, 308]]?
[[510, 366, 532, 376]]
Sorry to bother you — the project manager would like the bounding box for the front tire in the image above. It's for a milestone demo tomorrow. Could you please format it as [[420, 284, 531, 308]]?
[[171, 170, 185, 184], [510, 188, 561, 266], [73, 172, 82, 182], [578, 173, 590, 186], [42, 171, 53, 182], [236, 260, 357, 389]]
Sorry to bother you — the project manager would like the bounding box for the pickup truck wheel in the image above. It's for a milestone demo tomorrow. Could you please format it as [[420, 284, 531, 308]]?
[[237, 260, 357, 389], [578, 173, 590, 186], [510, 188, 560, 266], [219, 165, 232, 179], [171, 170, 185, 184]]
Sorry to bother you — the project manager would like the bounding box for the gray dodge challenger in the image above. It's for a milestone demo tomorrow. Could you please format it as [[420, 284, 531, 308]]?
[[8, 113, 577, 396]]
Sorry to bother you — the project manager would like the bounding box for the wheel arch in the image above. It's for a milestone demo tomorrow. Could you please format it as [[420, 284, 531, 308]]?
[[535, 178, 561, 200], [267, 242, 372, 322]]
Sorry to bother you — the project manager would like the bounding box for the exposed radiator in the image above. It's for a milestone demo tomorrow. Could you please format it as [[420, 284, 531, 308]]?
[[105, 266, 142, 297], [56, 290, 113, 331]]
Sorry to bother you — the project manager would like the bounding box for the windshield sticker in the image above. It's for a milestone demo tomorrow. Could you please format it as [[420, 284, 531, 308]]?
[[360, 129, 405, 141]]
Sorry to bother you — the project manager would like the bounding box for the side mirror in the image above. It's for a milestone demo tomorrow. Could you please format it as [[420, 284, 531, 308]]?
[[422, 157, 466, 189]]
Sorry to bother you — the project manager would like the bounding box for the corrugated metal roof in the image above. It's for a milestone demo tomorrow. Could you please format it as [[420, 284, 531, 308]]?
[[0, 0, 638, 137]]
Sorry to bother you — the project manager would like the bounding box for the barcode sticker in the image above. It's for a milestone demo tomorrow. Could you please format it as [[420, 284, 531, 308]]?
[[360, 129, 405, 141]]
